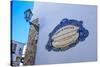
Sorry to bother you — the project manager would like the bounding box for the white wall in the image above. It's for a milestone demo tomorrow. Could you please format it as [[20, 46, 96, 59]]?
[[32, 2, 97, 65]]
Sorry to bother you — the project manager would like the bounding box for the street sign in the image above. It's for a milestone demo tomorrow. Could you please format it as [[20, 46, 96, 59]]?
[[46, 18, 89, 51]]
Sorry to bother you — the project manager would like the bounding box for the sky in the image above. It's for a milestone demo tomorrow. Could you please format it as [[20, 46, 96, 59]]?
[[11, 1, 34, 43]]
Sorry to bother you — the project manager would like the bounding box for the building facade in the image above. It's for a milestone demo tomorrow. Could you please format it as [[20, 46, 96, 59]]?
[[11, 40, 25, 66]]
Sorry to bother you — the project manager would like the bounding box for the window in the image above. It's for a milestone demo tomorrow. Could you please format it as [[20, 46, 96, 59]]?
[[19, 48, 22, 55], [12, 43, 17, 53]]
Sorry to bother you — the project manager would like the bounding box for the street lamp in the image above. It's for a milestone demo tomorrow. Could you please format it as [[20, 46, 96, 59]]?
[[24, 9, 33, 24], [24, 9, 39, 31]]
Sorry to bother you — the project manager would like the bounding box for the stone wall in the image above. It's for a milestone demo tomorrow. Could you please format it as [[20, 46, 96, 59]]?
[[23, 18, 39, 65]]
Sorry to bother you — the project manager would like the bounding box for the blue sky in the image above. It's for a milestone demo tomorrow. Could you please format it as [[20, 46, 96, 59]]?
[[12, 1, 34, 43]]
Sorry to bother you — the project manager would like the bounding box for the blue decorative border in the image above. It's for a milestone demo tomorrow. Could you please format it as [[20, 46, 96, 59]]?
[[46, 18, 89, 51]]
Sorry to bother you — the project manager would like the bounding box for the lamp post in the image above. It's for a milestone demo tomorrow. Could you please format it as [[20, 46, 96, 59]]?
[[23, 9, 39, 65]]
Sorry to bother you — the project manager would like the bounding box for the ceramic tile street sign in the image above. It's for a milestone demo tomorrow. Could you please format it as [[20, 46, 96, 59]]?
[[46, 18, 89, 51]]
